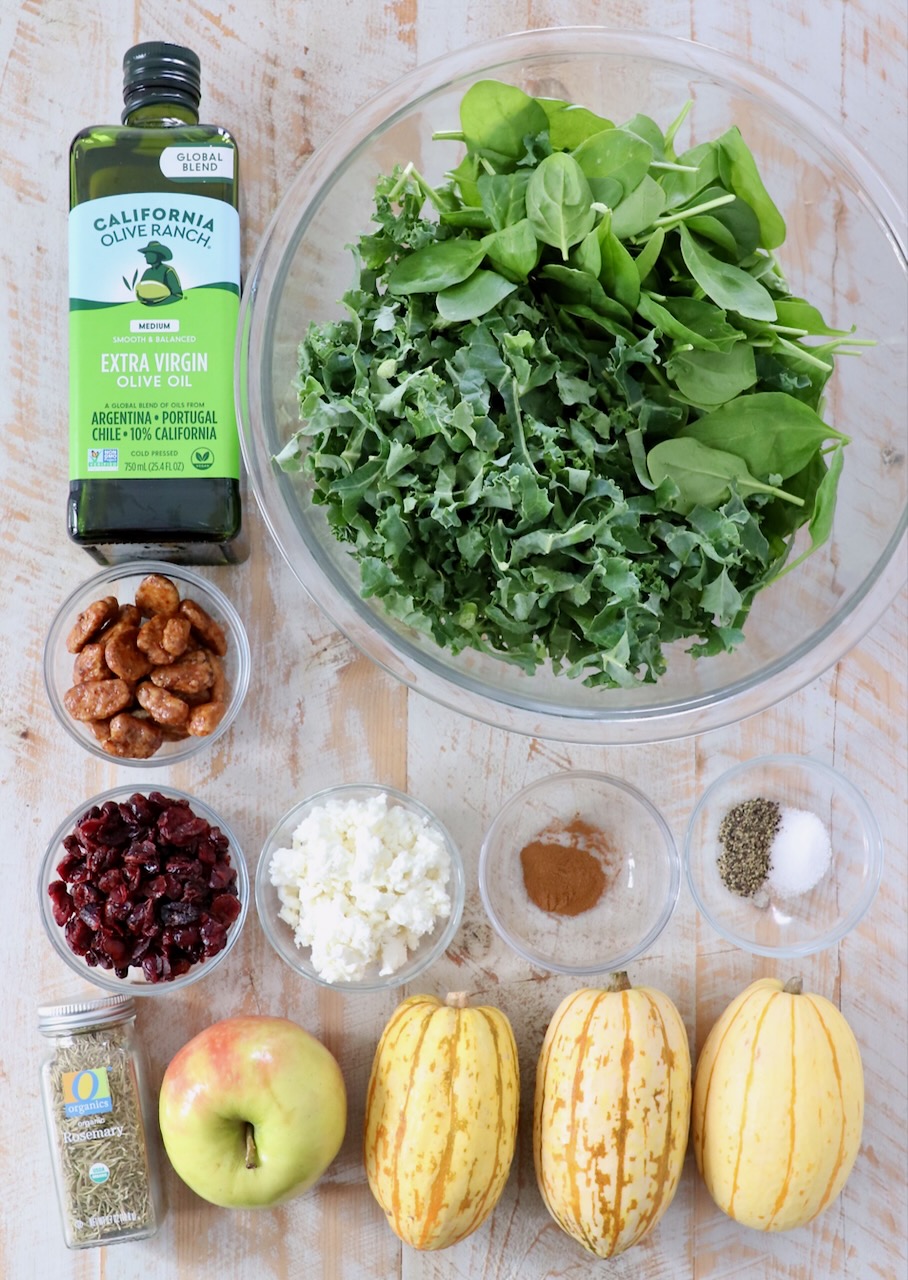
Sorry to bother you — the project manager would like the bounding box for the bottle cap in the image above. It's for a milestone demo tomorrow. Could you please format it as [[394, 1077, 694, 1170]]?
[[122, 41, 201, 120]]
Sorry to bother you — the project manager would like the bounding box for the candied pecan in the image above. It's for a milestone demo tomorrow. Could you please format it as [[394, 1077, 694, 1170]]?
[[136, 613, 178, 665], [103, 712, 163, 759], [179, 598, 228, 656], [63, 678, 132, 721], [73, 642, 110, 685], [162, 615, 191, 657], [105, 626, 153, 682], [187, 700, 227, 737], [150, 650, 213, 695], [135, 681, 189, 728], [96, 603, 141, 648], [66, 596, 119, 653], [135, 573, 181, 617], [208, 653, 227, 703]]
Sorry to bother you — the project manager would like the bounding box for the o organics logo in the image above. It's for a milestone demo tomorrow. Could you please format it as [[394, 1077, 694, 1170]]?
[[191, 448, 214, 471], [62, 1067, 113, 1118]]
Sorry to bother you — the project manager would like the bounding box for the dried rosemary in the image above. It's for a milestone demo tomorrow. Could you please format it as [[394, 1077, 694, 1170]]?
[[38, 996, 161, 1249]]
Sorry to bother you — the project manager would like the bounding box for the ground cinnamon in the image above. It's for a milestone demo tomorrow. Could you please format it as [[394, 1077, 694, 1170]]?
[[519, 816, 609, 916]]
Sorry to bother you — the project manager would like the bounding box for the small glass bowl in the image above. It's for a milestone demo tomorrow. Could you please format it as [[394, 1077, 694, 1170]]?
[[684, 754, 883, 957], [39, 786, 249, 994], [254, 784, 465, 992], [43, 560, 250, 766], [479, 771, 680, 975]]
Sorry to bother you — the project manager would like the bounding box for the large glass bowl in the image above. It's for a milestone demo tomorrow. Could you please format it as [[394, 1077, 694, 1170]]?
[[237, 27, 907, 743]]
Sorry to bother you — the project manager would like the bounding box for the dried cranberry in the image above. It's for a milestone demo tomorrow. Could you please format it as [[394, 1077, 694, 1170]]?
[[196, 837, 218, 866], [157, 806, 210, 847], [200, 917, 228, 958], [182, 876, 209, 903], [164, 855, 196, 875], [103, 900, 130, 928], [210, 893, 241, 925], [209, 861, 236, 891], [128, 793, 158, 824], [124, 838, 158, 865], [78, 902, 102, 931], [145, 875, 169, 900], [64, 916, 93, 955], [72, 882, 103, 909], [166, 925, 201, 950], [142, 952, 171, 984], [48, 881, 74, 927], [127, 899, 156, 935]]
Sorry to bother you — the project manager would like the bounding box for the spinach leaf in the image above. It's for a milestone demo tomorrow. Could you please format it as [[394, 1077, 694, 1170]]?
[[717, 126, 786, 249], [678, 224, 777, 321], [680, 391, 849, 478], [773, 445, 844, 577], [477, 171, 530, 230], [526, 153, 596, 258], [632, 226, 666, 283], [483, 219, 539, 281], [573, 127, 653, 196], [660, 141, 719, 208], [773, 298, 855, 337], [459, 80, 549, 165], [621, 112, 666, 158], [610, 175, 667, 239], [637, 292, 721, 351], [597, 227, 640, 312], [388, 238, 487, 294], [646, 437, 803, 514], [436, 269, 518, 321], [666, 345, 757, 407], [541, 100, 616, 149]]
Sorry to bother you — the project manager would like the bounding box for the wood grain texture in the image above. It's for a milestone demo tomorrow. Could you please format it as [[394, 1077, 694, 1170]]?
[[0, 1, 905, 1278]]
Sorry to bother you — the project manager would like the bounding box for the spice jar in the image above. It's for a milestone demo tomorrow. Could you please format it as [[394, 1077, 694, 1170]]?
[[38, 995, 163, 1249]]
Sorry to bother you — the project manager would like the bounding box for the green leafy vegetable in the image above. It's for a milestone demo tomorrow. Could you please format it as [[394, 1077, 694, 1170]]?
[[280, 80, 865, 689], [646, 437, 804, 515], [526, 153, 596, 258]]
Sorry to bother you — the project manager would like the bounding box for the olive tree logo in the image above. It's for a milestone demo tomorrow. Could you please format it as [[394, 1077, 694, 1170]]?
[[130, 241, 184, 305]]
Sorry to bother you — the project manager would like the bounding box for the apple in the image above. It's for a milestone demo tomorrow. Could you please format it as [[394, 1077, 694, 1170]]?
[[159, 1014, 347, 1208]]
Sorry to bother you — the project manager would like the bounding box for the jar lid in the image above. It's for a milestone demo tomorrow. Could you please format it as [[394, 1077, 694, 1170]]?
[[38, 994, 137, 1034]]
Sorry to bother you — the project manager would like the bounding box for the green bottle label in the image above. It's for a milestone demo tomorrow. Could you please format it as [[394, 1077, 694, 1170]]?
[[69, 193, 240, 481]]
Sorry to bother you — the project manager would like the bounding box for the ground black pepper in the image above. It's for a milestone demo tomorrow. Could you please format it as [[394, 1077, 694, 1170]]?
[[717, 797, 781, 898]]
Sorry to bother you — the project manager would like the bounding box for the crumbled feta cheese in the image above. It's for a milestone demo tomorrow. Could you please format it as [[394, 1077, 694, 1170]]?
[[268, 792, 453, 983]]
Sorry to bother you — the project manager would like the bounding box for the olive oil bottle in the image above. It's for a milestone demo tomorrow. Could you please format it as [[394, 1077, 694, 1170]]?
[[68, 41, 245, 564]]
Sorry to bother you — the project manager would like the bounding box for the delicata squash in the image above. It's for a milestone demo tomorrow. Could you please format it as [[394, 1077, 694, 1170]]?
[[364, 991, 519, 1250], [693, 976, 864, 1231], [534, 974, 691, 1258]]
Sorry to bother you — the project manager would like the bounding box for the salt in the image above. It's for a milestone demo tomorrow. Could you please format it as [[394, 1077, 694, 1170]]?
[[767, 807, 832, 897]]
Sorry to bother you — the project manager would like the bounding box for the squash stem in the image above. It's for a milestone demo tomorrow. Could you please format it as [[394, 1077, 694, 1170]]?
[[445, 991, 470, 1008], [606, 971, 632, 992], [783, 977, 803, 995]]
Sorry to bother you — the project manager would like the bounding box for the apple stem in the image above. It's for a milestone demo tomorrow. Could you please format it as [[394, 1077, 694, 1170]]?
[[244, 1123, 258, 1170]]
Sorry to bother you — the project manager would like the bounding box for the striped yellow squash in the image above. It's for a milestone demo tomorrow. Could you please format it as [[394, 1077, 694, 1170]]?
[[693, 976, 864, 1231], [534, 976, 691, 1258], [364, 992, 519, 1250]]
